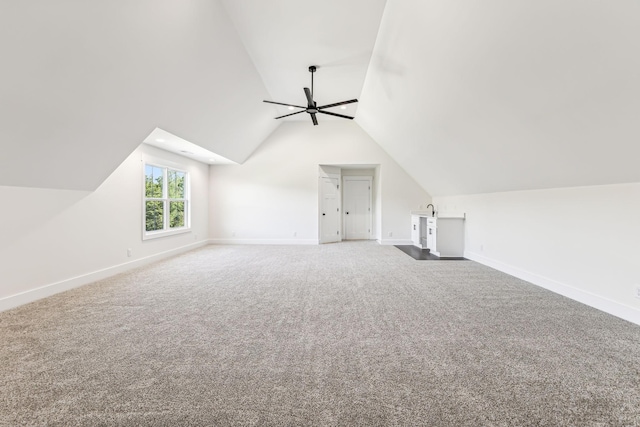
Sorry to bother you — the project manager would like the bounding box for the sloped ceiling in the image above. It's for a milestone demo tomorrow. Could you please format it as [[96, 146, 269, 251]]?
[[2, 1, 639, 196], [0, 0, 277, 191], [357, 0, 640, 195], [221, 0, 387, 124]]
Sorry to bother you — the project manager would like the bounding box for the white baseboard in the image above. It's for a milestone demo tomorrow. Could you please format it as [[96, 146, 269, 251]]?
[[378, 239, 413, 245], [464, 250, 640, 326], [0, 241, 207, 313], [209, 238, 319, 245]]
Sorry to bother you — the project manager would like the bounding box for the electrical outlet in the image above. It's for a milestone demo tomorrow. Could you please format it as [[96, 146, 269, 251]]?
[[480, 244, 484, 252], [127, 248, 132, 257], [194, 233, 198, 240], [232, 231, 236, 237], [388, 231, 393, 237], [635, 285, 640, 299], [293, 231, 297, 237]]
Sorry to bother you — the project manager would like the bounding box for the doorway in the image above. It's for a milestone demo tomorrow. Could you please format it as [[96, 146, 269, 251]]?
[[319, 165, 378, 244], [343, 176, 372, 240]]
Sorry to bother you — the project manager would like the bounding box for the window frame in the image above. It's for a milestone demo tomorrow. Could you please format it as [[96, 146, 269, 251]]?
[[142, 161, 191, 240]]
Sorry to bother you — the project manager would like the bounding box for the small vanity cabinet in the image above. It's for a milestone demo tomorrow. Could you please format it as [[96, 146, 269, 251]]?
[[410, 212, 465, 257]]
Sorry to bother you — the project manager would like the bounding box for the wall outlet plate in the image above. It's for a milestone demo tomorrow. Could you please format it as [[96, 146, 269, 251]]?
[[635, 285, 640, 299]]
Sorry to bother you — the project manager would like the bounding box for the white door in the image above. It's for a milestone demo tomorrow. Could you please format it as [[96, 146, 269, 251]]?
[[320, 177, 341, 243], [343, 177, 372, 240]]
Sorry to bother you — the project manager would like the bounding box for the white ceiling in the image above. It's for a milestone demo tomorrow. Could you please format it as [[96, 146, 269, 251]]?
[[221, 0, 387, 124], [143, 128, 236, 165], [1, 0, 639, 196], [0, 0, 276, 190], [357, 0, 640, 195]]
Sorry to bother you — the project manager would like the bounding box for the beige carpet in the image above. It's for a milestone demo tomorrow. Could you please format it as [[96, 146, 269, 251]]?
[[1, 242, 639, 426]]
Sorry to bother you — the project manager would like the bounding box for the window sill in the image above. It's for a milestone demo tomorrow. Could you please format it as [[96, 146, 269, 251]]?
[[143, 227, 191, 241]]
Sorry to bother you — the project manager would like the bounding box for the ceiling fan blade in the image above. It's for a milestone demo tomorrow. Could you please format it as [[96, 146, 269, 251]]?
[[304, 87, 314, 107], [263, 100, 306, 109], [274, 110, 305, 119], [311, 113, 318, 126], [317, 99, 358, 110], [317, 110, 354, 120]]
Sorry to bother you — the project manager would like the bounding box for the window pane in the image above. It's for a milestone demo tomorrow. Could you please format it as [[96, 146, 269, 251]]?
[[169, 201, 185, 228], [168, 170, 185, 199], [167, 170, 175, 198], [145, 166, 163, 198], [146, 201, 164, 231], [145, 165, 153, 197]]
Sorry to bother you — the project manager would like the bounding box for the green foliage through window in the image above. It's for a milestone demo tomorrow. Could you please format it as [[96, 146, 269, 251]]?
[[145, 165, 163, 198], [146, 201, 164, 231], [144, 164, 188, 235], [170, 201, 185, 228], [168, 170, 185, 199]]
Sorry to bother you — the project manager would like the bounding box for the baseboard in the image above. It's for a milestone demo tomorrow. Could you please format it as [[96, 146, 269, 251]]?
[[464, 250, 640, 326], [377, 239, 413, 245], [209, 238, 319, 245], [0, 241, 207, 313]]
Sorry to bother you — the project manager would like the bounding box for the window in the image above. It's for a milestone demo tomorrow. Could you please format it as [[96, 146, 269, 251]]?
[[144, 163, 189, 239]]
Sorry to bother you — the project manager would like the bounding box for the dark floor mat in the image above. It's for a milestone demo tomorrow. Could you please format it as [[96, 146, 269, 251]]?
[[395, 245, 467, 260]]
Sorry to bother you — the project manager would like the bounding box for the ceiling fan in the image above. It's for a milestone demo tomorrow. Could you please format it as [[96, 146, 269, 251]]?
[[263, 65, 358, 126]]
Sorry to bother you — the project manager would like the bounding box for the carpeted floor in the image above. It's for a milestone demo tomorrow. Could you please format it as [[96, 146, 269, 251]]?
[[1, 242, 639, 426]]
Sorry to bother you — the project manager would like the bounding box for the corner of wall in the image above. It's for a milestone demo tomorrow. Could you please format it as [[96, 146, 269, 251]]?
[[465, 250, 640, 327], [0, 241, 207, 313]]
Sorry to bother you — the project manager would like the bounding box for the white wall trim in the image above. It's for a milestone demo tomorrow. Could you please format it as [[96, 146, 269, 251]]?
[[0, 241, 207, 313], [378, 238, 413, 245], [209, 238, 319, 245], [464, 250, 640, 326]]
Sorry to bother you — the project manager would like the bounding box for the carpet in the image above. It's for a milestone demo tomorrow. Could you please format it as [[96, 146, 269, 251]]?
[[1, 242, 639, 426]]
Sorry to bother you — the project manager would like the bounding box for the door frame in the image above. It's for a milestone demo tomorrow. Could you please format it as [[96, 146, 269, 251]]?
[[342, 175, 373, 240], [318, 172, 342, 244]]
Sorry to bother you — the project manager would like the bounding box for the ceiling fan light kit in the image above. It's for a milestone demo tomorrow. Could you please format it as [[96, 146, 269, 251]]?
[[263, 65, 358, 126]]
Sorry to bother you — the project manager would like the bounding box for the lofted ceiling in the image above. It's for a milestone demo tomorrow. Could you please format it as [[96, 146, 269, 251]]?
[[1, 1, 639, 196], [0, 0, 277, 191], [221, 0, 387, 125], [357, 0, 640, 195]]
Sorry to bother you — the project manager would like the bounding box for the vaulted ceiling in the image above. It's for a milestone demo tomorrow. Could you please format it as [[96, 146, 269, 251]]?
[[1, 1, 639, 195]]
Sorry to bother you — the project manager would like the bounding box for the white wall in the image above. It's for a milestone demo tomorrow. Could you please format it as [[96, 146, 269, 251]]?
[[434, 182, 640, 325], [209, 121, 430, 244], [0, 144, 209, 311]]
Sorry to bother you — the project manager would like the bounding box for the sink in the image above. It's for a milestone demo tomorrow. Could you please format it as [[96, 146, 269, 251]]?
[[410, 210, 434, 216], [411, 210, 466, 219]]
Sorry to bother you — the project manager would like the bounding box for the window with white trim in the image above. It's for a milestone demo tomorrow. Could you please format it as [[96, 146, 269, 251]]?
[[144, 163, 189, 238]]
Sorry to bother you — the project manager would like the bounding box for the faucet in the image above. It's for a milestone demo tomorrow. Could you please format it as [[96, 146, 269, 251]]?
[[426, 204, 435, 217]]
